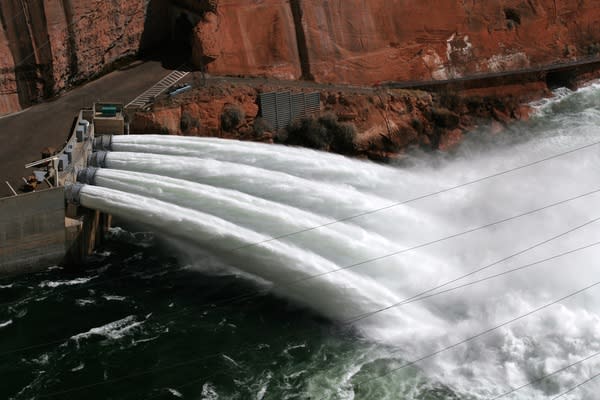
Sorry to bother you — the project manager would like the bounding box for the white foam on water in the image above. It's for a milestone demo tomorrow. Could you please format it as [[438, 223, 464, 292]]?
[[102, 295, 127, 302], [70, 363, 85, 372], [70, 315, 144, 342], [39, 276, 96, 288], [0, 319, 13, 329], [79, 185, 441, 336], [81, 82, 600, 399]]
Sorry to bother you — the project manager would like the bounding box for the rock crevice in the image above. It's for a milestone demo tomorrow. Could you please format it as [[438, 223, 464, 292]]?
[[2, 0, 600, 115]]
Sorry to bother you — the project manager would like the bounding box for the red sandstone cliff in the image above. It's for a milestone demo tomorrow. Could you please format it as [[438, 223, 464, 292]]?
[[296, 0, 600, 84], [195, 0, 600, 84], [2, 0, 600, 115], [0, 0, 147, 115]]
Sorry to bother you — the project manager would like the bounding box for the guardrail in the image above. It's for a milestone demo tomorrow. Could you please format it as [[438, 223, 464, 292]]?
[[383, 55, 600, 90]]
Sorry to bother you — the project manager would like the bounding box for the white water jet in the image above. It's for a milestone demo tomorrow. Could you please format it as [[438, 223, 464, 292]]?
[[79, 184, 443, 341], [79, 82, 600, 399]]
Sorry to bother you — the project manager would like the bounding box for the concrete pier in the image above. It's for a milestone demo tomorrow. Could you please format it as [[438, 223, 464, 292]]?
[[0, 103, 121, 276], [0, 187, 66, 275]]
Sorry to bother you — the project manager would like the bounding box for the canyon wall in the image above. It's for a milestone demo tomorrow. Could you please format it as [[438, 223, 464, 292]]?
[[2, 0, 600, 115], [0, 0, 148, 115], [297, 0, 600, 84], [195, 0, 600, 85], [192, 3, 301, 80]]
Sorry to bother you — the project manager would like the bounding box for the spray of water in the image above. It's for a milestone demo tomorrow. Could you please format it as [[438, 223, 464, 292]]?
[[78, 83, 600, 399]]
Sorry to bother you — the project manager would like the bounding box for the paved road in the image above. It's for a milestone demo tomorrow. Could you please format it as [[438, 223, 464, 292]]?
[[0, 60, 170, 197], [3, 54, 600, 197]]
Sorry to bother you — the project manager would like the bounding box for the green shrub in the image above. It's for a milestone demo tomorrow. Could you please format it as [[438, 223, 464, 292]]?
[[221, 105, 245, 132], [285, 117, 330, 150], [317, 112, 339, 130], [252, 117, 273, 136], [180, 112, 199, 132], [282, 113, 357, 154], [330, 122, 357, 154]]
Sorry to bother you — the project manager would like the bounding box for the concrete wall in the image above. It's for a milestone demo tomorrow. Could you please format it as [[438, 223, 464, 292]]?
[[0, 187, 65, 275]]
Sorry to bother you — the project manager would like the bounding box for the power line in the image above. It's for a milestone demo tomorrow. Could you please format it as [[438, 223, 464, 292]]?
[[2, 137, 597, 293], [354, 279, 600, 388], [227, 139, 600, 251], [2, 142, 599, 372], [3, 216, 597, 360], [0, 0, 41, 25], [3, 183, 599, 313], [266, 187, 600, 291], [345, 235, 600, 325], [491, 351, 600, 399], [2, 160, 599, 369], [551, 371, 600, 399], [31, 273, 600, 397]]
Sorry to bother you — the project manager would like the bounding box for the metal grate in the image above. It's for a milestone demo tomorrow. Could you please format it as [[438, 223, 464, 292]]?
[[259, 91, 321, 130]]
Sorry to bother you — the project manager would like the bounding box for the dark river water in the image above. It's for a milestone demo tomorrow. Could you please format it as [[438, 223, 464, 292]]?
[[3, 83, 600, 400]]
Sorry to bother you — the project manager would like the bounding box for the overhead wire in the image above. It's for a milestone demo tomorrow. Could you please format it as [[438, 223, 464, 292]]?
[[353, 279, 600, 388], [2, 139, 600, 308], [2, 183, 599, 312], [346, 235, 600, 324], [3, 218, 598, 360], [2, 2, 600, 397], [31, 271, 600, 398], [2, 214, 598, 360], [551, 371, 600, 399], [0, 0, 42, 25], [3, 116, 600, 400], [4, 145, 600, 395], [491, 351, 600, 399]]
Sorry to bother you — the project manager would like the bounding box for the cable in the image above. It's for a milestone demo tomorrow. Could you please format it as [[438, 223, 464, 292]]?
[[3, 136, 599, 295], [266, 187, 600, 291], [200, 214, 600, 323], [3, 142, 600, 307], [3, 183, 599, 316], [551, 371, 600, 399], [1, 192, 599, 365], [31, 274, 600, 397], [2, 143, 599, 373], [346, 237, 600, 325], [226, 139, 600, 251], [2, 228, 598, 372], [0, 0, 42, 25], [37, 352, 223, 398], [353, 280, 600, 387], [491, 351, 600, 399]]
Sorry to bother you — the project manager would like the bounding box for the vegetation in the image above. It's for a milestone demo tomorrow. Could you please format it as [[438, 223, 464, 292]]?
[[221, 105, 245, 132], [180, 112, 199, 132], [252, 117, 273, 137], [279, 112, 357, 154]]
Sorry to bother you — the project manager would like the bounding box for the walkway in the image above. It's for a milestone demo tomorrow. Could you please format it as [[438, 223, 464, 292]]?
[[0, 61, 171, 196], [126, 67, 190, 109]]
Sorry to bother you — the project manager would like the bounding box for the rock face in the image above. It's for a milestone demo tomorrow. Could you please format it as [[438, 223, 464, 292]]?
[[2, 0, 600, 115], [192, 4, 301, 80], [129, 77, 549, 159], [188, 0, 600, 85], [297, 0, 600, 84], [0, 0, 148, 115]]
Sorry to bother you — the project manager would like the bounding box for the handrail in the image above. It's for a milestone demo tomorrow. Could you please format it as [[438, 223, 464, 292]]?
[[24, 155, 59, 169]]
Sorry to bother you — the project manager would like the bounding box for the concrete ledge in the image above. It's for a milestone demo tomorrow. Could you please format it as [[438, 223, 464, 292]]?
[[0, 187, 66, 275]]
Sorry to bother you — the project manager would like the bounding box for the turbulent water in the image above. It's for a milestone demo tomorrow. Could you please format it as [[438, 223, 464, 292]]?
[[3, 83, 600, 399]]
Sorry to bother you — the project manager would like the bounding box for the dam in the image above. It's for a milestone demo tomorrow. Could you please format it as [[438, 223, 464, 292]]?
[[2, 84, 600, 399], [0, 103, 125, 275]]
